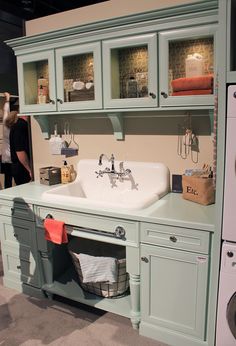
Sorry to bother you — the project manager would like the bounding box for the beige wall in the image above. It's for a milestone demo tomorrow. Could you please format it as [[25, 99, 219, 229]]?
[[26, 0, 204, 36], [26, 0, 214, 183], [32, 115, 213, 181]]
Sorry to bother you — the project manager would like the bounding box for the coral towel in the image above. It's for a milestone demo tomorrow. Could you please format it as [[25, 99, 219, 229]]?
[[172, 89, 213, 96], [171, 75, 214, 92], [44, 218, 68, 244]]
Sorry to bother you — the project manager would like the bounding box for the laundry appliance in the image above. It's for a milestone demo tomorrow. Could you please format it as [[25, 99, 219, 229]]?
[[216, 85, 236, 346], [216, 242, 236, 346]]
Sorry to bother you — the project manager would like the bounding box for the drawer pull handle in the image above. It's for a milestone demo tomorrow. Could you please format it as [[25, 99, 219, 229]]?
[[141, 256, 149, 263], [16, 265, 21, 269], [170, 236, 177, 243], [115, 226, 126, 238]]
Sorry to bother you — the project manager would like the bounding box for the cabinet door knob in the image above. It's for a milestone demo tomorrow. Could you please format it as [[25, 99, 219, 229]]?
[[57, 98, 63, 104], [49, 99, 55, 104], [11, 207, 15, 214], [149, 92, 156, 99], [13, 233, 18, 238], [161, 91, 168, 98], [141, 256, 149, 263], [170, 236, 177, 243]]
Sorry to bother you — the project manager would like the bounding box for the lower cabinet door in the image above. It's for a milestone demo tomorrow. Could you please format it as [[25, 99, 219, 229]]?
[[0, 216, 41, 288], [140, 244, 209, 340]]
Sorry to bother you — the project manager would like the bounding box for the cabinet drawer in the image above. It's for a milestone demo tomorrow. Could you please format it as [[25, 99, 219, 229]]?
[[1, 247, 39, 287], [35, 206, 139, 247], [0, 217, 33, 249], [0, 199, 34, 221], [140, 222, 210, 254]]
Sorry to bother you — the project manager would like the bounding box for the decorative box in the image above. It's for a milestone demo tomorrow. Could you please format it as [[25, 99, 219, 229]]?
[[39, 166, 61, 185]]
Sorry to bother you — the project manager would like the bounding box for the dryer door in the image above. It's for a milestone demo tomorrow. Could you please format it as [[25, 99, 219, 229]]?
[[227, 292, 236, 339]]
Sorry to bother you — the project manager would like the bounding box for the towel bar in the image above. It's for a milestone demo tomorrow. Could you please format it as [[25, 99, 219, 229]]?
[[44, 214, 126, 239]]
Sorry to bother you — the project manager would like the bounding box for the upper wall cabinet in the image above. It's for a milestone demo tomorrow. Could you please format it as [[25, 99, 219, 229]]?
[[17, 42, 102, 113], [102, 33, 158, 109], [159, 25, 217, 107]]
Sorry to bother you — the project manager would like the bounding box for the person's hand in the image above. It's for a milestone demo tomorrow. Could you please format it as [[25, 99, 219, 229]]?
[[28, 169, 32, 181], [4, 92, 10, 102]]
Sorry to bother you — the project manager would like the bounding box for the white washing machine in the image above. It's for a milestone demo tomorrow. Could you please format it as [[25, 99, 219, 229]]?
[[216, 242, 236, 346]]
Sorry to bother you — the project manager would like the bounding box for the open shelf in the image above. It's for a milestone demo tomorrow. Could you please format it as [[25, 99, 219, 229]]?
[[42, 266, 131, 318]]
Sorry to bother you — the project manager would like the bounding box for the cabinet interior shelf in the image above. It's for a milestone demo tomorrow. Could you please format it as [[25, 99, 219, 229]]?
[[42, 266, 131, 318]]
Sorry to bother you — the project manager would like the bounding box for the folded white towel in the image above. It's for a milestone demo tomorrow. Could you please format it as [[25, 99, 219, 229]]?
[[77, 253, 117, 283]]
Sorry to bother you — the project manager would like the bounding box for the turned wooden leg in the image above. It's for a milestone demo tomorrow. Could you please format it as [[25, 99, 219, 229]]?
[[129, 273, 141, 329]]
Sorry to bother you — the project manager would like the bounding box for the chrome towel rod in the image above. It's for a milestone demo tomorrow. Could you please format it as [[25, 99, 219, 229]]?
[[44, 213, 126, 239]]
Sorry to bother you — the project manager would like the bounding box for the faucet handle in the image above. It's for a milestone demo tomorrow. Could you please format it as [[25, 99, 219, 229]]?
[[95, 170, 103, 178]]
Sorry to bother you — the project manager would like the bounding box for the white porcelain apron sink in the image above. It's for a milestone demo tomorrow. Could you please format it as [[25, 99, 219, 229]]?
[[42, 159, 170, 210]]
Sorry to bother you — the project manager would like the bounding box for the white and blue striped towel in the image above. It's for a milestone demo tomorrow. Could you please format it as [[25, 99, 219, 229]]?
[[78, 253, 118, 283]]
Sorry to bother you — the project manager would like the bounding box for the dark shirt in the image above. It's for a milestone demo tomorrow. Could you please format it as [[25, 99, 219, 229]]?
[[9, 117, 31, 185], [10, 118, 30, 164]]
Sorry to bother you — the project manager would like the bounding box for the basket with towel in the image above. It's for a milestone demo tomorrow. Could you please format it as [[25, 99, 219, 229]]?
[[68, 237, 129, 298]]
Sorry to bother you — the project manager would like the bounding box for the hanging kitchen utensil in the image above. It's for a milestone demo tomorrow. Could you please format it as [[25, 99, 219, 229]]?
[[49, 124, 63, 155], [61, 124, 79, 157]]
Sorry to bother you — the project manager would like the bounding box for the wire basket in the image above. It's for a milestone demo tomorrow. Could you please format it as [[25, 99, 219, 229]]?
[[68, 238, 129, 298]]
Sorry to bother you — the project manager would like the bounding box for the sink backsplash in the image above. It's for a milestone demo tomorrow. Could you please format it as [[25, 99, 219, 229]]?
[[32, 115, 213, 182]]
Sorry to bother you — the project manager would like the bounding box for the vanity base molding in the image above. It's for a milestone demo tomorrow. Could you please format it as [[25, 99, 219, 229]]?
[[140, 322, 208, 346]]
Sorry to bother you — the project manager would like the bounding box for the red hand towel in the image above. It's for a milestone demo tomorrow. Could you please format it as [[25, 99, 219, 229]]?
[[172, 89, 213, 96], [171, 75, 214, 92], [44, 218, 68, 244]]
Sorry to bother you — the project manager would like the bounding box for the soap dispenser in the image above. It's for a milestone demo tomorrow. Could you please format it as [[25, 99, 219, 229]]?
[[61, 161, 71, 184]]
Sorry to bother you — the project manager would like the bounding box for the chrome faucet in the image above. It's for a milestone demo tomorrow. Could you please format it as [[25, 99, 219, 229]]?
[[99, 153, 115, 172], [95, 154, 131, 179]]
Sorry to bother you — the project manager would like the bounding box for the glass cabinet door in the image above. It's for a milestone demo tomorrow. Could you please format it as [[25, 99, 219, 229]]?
[[102, 33, 157, 108], [17, 51, 56, 113], [56, 42, 102, 111], [159, 25, 217, 107]]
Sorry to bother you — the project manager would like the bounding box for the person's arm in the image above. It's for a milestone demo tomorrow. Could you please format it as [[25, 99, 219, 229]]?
[[16, 151, 32, 179], [3, 92, 10, 121]]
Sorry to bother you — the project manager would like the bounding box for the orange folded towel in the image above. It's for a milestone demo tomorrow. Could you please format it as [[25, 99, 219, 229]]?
[[44, 218, 68, 244], [171, 75, 214, 92], [172, 89, 213, 96]]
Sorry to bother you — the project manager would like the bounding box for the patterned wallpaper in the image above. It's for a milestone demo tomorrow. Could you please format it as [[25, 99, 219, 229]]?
[[117, 46, 148, 98], [169, 37, 214, 80]]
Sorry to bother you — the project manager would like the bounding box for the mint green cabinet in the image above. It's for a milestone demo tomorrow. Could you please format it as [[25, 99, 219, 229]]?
[[102, 33, 158, 109], [139, 222, 210, 346], [140, 245, 209, 340], [159, 25, 217, 107], [0, 216, 41, 291], [17, 42, 102, 113]]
